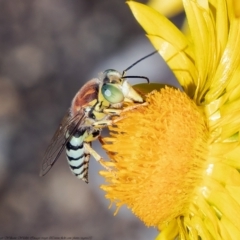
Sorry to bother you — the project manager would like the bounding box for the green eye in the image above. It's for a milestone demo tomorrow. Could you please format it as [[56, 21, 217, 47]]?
[[101, 83, 124, 103]]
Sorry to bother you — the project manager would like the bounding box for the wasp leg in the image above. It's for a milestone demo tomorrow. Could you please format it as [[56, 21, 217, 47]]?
[[92, 116, 126, 128], [98, 136, 116, 160], [93, 102, 147, 127], [120, 101, 148, 112], [103, 102, 147, 115], [84, 143, 112, 171], [98, 135, 106, 145]]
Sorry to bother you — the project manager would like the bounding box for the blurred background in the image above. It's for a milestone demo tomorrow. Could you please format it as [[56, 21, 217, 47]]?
[[0, 0, 183, 238]]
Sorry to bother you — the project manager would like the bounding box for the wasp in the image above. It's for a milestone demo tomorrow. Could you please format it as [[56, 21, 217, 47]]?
[[40, 51, 157, 183]]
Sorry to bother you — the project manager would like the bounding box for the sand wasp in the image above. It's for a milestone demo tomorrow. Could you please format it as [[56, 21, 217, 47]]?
[[40, 51, 157, 183]]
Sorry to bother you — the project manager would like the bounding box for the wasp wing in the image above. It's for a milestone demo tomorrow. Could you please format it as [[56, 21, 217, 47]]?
[[40, 110, 85, 177]]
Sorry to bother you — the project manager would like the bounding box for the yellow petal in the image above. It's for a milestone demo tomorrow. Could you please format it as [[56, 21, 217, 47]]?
[[148, 0, 183, 18], [221, 215, 240, 239], [201, 178, 240, 230], [127, 1, 188, 50], [205, 18, 240, 103], [127, 1, 196, 96], [156, 219, 178, 240], [233, 0, 240, 17], [214, 0, 228, 53], [147, 35, 197, 97], [183, 0, 217, 101]]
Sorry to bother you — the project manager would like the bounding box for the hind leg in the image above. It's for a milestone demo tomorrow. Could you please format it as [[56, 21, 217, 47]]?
[[84, 143, 112, 171]]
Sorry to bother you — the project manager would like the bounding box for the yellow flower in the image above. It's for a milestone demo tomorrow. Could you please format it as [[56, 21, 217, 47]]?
[[100, 0, 240, 239]]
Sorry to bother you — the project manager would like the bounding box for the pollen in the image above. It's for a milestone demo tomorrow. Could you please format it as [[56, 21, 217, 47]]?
[[100, 87, 209, 227]]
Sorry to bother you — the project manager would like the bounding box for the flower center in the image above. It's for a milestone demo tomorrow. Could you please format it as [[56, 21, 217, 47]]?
[[101, 87, 209, 227]]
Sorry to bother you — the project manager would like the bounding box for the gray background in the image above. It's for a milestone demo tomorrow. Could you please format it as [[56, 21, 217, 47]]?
[[0, 0, 182, 239]]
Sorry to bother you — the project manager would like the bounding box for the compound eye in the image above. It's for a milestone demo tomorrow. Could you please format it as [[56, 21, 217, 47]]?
[[101, 83, 124, 103]]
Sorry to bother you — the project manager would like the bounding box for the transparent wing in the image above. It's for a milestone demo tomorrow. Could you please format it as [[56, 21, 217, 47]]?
[[40, 110, 85, 177]]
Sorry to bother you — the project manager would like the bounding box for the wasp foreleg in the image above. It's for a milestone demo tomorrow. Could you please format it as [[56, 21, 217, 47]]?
[[103, 102, 147, 115], [92, 117, 125, 128], [93, 102, 147, 127]]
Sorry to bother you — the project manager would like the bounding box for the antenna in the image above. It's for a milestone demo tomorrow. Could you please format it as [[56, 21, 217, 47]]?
[[122, 49, 159, 83], [122, 75, 150, 83], [123, 50, 158, 73]]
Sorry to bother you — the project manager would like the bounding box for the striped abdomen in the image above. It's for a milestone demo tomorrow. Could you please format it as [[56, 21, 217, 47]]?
[[66, 129, 90, 183]]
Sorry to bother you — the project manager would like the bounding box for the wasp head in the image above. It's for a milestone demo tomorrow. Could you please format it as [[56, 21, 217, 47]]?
[[100, 69, 143, 104]]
